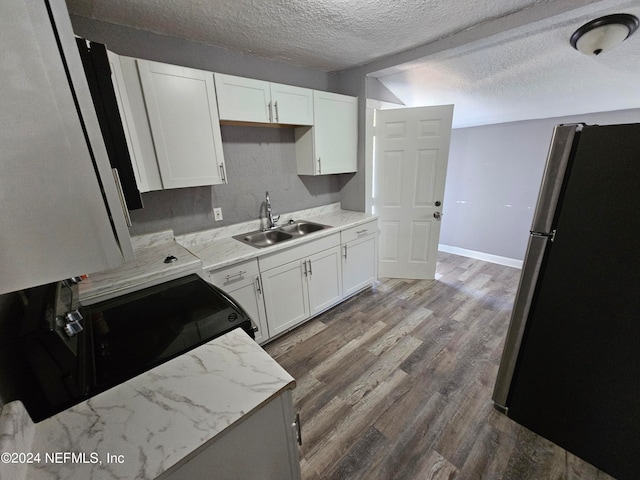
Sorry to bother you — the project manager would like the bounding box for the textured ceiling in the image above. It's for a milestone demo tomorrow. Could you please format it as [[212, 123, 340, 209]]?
[[66, 0, 640, 127], [66, 0, 548, 71], [375, 0, 640, 127]]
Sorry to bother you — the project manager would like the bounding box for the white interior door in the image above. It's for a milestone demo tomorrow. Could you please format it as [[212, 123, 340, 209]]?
[[373, 105, 453, 279]]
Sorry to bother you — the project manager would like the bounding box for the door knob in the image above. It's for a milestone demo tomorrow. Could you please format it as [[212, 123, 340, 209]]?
[[434, 212, 442, 219]]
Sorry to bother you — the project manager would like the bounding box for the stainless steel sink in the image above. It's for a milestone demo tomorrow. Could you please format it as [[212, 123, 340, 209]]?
[[234, 230, 293, 248], [233, 220, 331, 248], [278, 221, 328, 236]]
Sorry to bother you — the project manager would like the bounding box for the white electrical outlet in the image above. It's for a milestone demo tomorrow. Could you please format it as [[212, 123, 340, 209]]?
[[213, 208, 223, 221]]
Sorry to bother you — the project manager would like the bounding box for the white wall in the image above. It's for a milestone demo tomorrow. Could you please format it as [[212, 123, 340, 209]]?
[[439, 108, 640, 265]]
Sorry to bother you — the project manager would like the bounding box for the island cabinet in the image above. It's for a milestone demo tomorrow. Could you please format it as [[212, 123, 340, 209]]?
[[295, 91, 358, 175], [0, 0, 134, 295], [153, 383, 302, 480], [260, 234, 343, 336], [341, 220, 379, 297], [107, 54, 227, 191], [205, 259, 270, 344], [214, 73, 314, 126]]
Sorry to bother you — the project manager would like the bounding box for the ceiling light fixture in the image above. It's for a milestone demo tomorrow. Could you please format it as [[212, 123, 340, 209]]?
[[570, 13, 639, 56]]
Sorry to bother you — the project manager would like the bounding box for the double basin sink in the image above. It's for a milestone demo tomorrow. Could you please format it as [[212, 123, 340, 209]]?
[[233, 220, 331, 249]]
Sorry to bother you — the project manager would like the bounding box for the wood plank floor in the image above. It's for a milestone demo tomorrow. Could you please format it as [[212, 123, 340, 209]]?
[[264, 252, 615, 480]]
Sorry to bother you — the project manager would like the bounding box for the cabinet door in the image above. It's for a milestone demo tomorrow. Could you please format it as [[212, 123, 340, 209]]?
[[214, 74, 271, 123], [223, 278, 270, 345], [0, 0, 132, 295], [294, 91, 357, 176], [270, 83, 313, 125], [313, 91, 357, 174], [208, 260, 270, 344], [107, 51, 150, 192], [138, 61, 226, 188], [343, 234, 378, 297], [158, 390, 301, 480], [262, 261, 309, 336], [307, 246, 343, 315]]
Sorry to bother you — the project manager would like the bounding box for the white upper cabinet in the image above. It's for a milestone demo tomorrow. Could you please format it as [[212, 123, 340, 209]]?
[[137, 60, 227, 188], [107, 51, 152, 192], [0, 0, 133, 295], [295, 91, 357, 175], [214, 74, 313, 126], [270, 83, 314, 125]]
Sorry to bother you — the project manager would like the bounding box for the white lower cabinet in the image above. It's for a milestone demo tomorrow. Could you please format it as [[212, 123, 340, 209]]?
[[307, 247, 343, 314], [261, 260, 310, 335], [158, 389, 301, 480], [206, 259, 270, 344], [341, 220, 379, 297], [260, 234, 342, 337], [204, 223, 377, 343]]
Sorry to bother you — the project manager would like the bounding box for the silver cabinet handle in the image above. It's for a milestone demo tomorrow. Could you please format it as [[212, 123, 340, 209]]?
[[343, 244, 348, 259], [268, 101, 273, 123], [303, 260, 308, 277], [317, 157, 322, 174], [292, 412, 302, 446], [356, 229, 368, 235], [224, 270, 246, 281], [308, 259, 312, 275], [274, 101, 279, 123], [255, 276, 262, 295], [219, 163, 227, 183]]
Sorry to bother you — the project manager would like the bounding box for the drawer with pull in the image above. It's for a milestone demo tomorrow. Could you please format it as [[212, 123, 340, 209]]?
[[340, 219, 378, 244], [207, 258, 260, 288]]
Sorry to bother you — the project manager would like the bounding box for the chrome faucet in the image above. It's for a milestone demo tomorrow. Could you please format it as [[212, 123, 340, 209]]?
[[266, 191, 280, 229]]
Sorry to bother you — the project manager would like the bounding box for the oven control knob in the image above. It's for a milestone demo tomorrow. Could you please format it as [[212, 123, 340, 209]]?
[[63, 310, 84, 337]]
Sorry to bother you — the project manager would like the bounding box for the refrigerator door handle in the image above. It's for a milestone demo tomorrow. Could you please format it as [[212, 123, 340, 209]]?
[[493, 234, 549, 409], [530, 124, 579, 234]]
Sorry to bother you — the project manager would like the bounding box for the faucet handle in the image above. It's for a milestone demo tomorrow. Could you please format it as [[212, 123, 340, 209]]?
[[273, 215, 280, 225]]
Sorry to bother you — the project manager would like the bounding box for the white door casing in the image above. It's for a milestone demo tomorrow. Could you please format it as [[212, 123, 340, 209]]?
[[373, 105, 454, 279]]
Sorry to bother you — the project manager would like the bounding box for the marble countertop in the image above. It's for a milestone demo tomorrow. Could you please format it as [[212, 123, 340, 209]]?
[[78, 203, 376, 303], [78, 231, 202, 304], [178, 204, 378, 271], [21, 329, 294, 480]]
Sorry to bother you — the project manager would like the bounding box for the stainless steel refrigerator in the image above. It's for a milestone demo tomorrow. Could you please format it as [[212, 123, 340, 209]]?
[[493, 123, 640, 480]]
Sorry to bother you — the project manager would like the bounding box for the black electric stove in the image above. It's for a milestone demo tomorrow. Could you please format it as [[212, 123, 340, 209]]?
[[0, 274, 254, 422]]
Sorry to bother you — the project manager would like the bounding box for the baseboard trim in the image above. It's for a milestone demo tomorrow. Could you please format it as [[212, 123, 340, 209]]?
[[438, 244, 523, 269]]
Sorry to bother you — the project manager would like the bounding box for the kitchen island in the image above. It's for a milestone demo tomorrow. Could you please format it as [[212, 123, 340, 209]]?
[[3, 329, 298, 480]]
